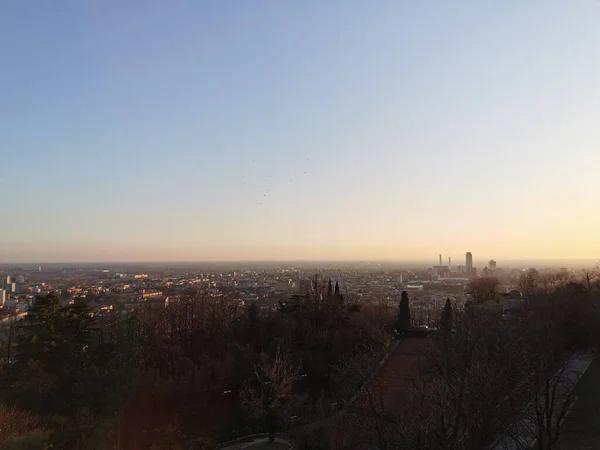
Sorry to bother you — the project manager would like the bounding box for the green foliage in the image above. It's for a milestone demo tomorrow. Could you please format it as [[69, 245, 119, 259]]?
[[9, 295, 98, 415], [1, 293, 135, 448]]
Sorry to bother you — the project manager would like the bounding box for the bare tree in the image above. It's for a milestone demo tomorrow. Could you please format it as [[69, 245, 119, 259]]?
[[466, 277, 500, 304], [356, 308, 536, 450], [501, 353, 585, 450], [333, 343, 383, 401], [240, 346, 301, 443], [581, 264, 599, 292], [519, 269, 540, 299]]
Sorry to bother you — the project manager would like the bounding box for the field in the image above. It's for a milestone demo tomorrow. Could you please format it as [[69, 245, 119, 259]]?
[[556, 357, 600, 450]]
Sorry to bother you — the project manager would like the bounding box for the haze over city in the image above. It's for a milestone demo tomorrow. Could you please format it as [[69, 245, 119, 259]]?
[[2, 1, 600, 262]]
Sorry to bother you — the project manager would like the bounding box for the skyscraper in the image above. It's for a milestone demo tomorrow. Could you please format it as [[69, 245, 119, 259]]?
[[489, 259, 497, 270], [466, 252, 473, 275]]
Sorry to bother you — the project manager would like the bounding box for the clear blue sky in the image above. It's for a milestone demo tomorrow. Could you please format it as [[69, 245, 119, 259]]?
[[2, 1, 600, 262]]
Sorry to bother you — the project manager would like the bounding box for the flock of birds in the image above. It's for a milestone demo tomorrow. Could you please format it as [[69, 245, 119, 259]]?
[[244, 157, 312, 205]]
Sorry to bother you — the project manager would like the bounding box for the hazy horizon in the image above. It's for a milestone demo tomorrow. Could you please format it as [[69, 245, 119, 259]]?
[[2, 2, 600, 262], [1, 258, 598, 271]]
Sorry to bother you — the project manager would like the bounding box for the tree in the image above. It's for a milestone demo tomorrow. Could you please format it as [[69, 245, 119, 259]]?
[[581, 264, 600, 292], [440, 299, 453, 335], [327, 279, 333, 300], [6, 294, 126, 448], [519, 269, 540, 299], [407, 310, 534, 450], [496, 313, 581, 450], [397, 291, 411, 334], [516, 360, 580, 450], [240, 346, 302, 444], [10, 293, 63, 414], [466, 277, 500, 304]]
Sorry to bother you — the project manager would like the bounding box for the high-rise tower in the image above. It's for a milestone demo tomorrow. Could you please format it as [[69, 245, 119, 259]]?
[[466, 252, 473, 275]]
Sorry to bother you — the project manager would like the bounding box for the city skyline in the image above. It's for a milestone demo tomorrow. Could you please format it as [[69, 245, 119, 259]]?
[[2, 2, 600, 262]]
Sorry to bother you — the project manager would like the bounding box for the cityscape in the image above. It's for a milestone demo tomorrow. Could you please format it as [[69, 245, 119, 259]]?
[[2, 2, 600, 450], [0, 255, 598, 449], [0, 253, 582, 324]]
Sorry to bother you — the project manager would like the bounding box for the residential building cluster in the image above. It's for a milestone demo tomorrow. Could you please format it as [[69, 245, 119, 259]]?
[[0, 260, 578, 325]]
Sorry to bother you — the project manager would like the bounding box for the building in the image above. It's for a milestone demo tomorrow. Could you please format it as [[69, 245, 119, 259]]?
[[466, 252, 473, 275], [405, 284, 424, 291], [3, 299, 18, 309], [433, 265, 450, 278], [0, 289, 5, 306], [142, 290, 163, 299], [489, 259, 497, 270]]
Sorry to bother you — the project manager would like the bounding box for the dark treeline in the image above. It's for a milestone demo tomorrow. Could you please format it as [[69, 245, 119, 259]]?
[[333, 271, 600, 450], [1, 269, 599, 449], [0, 275, 395, 449]]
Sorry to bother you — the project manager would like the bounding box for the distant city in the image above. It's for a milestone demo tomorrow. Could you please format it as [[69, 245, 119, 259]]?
[[1, 253, 592, 324]]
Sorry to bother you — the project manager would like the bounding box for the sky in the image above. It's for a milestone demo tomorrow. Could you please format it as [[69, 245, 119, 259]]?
[[1, 1, 600, 263]]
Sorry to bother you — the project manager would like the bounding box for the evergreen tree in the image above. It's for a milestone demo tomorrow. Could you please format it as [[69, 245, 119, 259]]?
[[334, 281, 340, 297], [10, 293, 62, 413], [8, 294, 130, 448], [398, 291, 411, 333], [10, 294, 98, 415], [327, 279, 333, 299], [440, 298, 453, 335]]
